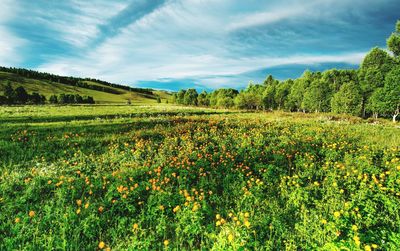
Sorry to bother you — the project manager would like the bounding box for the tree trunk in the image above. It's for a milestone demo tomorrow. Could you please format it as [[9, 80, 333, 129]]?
[[361, 97, 366, 118], [393, 107, 399, 122]]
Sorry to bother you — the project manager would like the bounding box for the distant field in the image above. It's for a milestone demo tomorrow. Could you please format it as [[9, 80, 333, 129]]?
[[0, 105, 399, 250], [0, 71, 171, 104]]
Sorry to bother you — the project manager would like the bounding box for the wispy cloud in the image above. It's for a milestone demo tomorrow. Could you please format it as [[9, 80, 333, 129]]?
[[22, 1, 128, 48], [37, 51, 366, 87], [96, 0, 167, 41], [3, 0, 400, 89], [226, 1, 312, 31], [0, 27, 26, 66], [0, 0, 26, 66]]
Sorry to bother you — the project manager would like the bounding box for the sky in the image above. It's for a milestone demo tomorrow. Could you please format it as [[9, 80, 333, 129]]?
[[0, 0, 399, 91]]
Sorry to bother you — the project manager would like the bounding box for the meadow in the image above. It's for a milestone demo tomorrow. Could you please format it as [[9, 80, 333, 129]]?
[[0, 105, 399, 250]]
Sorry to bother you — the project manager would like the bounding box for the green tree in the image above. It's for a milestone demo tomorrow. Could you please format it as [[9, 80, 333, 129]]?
[[28, 92, 43, 104], [322, 69, 358, 93], [286, 71, 313, 112], [49, 95, 58, 104], [156, 96, 161, 103], [302, 79, 331, 113], [4, 82, 15, 104], [176, 90, 187, 104], [14, 86, 29, 104], [366, 88, 385, 119], [368, 67, 400, 121], [263, 75, 276, 86], [74, 94, 83, 104], [235, 83, 264, 110], [171, 93, 177, 104], [217, 96, 235, 108], [183, 89, 198, 106], [381, 66, 400, 122], [83, 96, 95, 104], [210, 89, 238, 108], [387, 20, 400, 57], [59, 94, 68, 104], [197, 91, 210, 106], [331, 82, 363, 116], [0, 95, 7, 104], [40, 94, 46, 104], [275, 80, 292, 110], [262, 83, 276, 110], [358, 47, 395, 116]]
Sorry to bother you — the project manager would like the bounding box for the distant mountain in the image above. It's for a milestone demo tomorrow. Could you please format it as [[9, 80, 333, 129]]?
[[0, 66, 171, 104]]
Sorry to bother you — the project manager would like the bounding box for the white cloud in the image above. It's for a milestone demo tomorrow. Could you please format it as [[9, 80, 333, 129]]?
[[0, 0, 26, 65], [227, 5, 308, 31], [34, 0, 381, 89], [226, 0, 387, 31], [38, 48, 366, 87], [23, 1, 128, 48], [0, 27, 26, 66]]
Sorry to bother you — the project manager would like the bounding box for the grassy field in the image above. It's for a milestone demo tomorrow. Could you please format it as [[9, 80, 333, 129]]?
[[0, 71, 171, 104], [0, 105, 399, 250]]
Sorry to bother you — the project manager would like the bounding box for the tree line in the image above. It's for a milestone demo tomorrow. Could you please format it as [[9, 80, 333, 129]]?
[[0, 82, 95, 105], [172, 20, 400, 122], [48, 94, 95, 104], [0, 83, 46, 105]]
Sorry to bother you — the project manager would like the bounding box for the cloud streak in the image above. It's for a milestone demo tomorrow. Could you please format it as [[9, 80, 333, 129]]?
[[0, 0, 26, 66], [2, 0, 400, 90]]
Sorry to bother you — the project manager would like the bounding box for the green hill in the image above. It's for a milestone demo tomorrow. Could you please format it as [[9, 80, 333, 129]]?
[[0, 68, 171, 104]]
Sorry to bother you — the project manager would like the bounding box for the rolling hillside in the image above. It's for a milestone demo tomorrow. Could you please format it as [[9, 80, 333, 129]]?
[[0, 68, 172, 104]]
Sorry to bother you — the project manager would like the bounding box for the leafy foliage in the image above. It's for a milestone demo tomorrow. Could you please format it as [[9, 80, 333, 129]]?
[[171, 20, 400, 121], [387, 20, 400, 57], [331, 82, 363, 116]]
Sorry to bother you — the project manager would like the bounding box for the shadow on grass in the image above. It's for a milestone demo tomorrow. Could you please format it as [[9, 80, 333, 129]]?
[[0, 110, 239, 124], [0, 117, 211, 165]]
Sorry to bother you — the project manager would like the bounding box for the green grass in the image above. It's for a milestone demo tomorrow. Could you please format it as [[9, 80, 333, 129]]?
[[0, 105, 399, 250], [0, 71, 171, 104]]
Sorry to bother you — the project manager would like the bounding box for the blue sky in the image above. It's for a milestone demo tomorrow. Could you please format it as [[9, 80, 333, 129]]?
[[0, 0, 399, 91]]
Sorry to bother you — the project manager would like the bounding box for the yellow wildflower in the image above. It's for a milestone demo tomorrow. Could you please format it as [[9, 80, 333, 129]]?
[[29, 211, 35, 218], [173, 205, 180, 213], [98, 241, 105, 249], [353, 236, 360, 246]]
